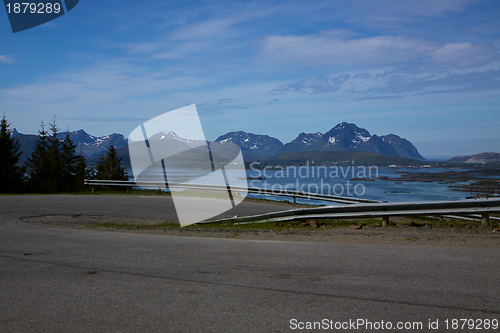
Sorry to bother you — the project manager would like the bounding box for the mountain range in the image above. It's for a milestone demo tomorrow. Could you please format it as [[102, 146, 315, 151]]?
[[215, 122, 425, 160], [11, 122, 425, 164], [11, 129, 127, 163]]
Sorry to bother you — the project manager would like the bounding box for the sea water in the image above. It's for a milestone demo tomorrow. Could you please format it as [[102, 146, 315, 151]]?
[[129, 166, 478, 205]]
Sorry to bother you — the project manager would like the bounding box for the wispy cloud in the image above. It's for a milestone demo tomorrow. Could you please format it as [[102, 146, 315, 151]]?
[[116, 7, 276, 61], [261, 32, 437, 68], [59, 116, 148, 124], [356, 95, 402, 101], [360, 69, 500, 95], [260, 30, 499, 70], [169, 17, 243, 41], [432, 42, 499, 68], [350, 0, 475, 19], [272, 66, 500, 98], [353, 73, 372, 79], [0, 55, 15, 63], [273, 75, 350, 94], [0, 60, 212, 107], [197, 99, 249, 115]]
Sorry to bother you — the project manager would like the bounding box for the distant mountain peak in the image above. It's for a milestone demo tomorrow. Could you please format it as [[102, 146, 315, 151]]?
[[448, 152, 500, 164], [380, 134, 424, 160], [146, 131, 206, 149], [8, 128, 19, 138], [278, 122, 424, 160], [322, 123, 372, 150], [215, 131, 284, 158], [148, 131, 179, 141], [60, 130, 127, 157]]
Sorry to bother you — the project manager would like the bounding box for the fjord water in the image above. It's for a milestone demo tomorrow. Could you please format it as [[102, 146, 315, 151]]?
[[131, 166, 476, 205], [243, 166, 473, 204]]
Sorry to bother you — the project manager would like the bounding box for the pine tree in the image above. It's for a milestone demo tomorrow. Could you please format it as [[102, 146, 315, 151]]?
[[45, 118, 63, 193], [26, 119, 91, 193], [74, 155, 90, 192], [26, 122, 50, 192], [60, 130, 79, 192], [0, 115, 24, 193], [94, 145, 128, 181]]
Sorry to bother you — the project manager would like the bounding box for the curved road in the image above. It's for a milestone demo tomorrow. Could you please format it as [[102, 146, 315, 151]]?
[[1, 195, 499, 332]]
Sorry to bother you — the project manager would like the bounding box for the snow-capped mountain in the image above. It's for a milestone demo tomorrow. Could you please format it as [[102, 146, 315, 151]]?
[[147, 131, 206, 148], [280, 132, 323, 153], [276, 122, 424, 160], [12, 122, 425, 164], [216, 123, 425, 160], [12, 129, 127, 162], [215, 131, 284, 159], [61, 130, 127, 157], [322, 122, 372, 150]]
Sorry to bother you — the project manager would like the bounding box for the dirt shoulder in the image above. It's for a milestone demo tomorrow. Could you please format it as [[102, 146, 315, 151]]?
[[22, 212, 500, 248]]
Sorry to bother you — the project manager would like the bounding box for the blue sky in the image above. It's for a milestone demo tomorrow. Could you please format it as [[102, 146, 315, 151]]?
[[1, 0, 499, 159]]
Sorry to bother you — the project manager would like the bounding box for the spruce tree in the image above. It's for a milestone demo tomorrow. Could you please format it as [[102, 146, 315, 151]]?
[[74, 154, 90, 192], [94, 145, 128, 191], [94, 145, 128, 181], [0, 115, 24, 193], [26, 122, 50, 192], [61, 130, 79, 192], [45, 118, 63, 193]]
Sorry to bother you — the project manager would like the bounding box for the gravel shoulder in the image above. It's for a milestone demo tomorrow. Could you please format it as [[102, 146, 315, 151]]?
[[23, 209, 500, 248]]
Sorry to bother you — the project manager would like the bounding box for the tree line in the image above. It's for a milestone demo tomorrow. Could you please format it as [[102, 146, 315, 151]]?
[[0, 115, 128, 194]]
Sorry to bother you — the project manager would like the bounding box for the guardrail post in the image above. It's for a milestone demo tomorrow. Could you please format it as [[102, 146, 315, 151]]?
[[382, 216, 390, 227], [293, 197, 296, 205], [482, 213, 490, 228]]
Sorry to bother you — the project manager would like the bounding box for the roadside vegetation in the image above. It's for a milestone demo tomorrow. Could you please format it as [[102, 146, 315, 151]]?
[[81, 215, 499, 233]]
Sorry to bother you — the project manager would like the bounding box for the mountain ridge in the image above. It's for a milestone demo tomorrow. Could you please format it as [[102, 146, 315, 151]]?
[[216, 122, 425, 160], [11, 122, 425, 164], [12, 129, 127, 164], [447, 152, 500, 164]]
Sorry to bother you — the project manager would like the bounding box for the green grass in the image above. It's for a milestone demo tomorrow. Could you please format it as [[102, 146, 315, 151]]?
[[91, 217, 385, 232], [89, 214, 493, 233]]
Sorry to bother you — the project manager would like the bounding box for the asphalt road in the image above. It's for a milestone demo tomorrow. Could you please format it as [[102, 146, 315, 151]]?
[[1, 195, 499, 332]]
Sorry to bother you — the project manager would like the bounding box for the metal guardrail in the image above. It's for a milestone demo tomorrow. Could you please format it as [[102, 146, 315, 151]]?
[[206, 198, 500, 227], [84, 180, 500, 227], [84, 179, 381, 204]]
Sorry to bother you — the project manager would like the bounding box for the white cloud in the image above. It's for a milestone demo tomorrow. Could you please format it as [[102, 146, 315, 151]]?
[[273, 75, 350, 94], [260, 31, 500, 69], [432, 42, 500, 68], [0, 60, 213, 121], [170, 17, 241, 41], [348, 0, 476, 23], [116, 7, 275, 60], [0, 55, 15, 63], [261, 32, 436, 67]]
